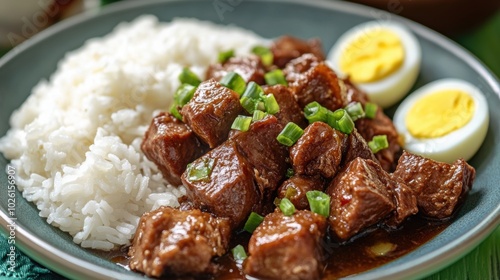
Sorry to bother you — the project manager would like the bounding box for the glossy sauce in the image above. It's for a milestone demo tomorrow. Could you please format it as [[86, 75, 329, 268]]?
[[95, 215, 449, 279]]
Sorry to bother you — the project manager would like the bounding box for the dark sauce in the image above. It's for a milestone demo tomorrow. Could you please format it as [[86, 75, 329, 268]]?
[[93, 215, 449, 279], [322, 216, 449, 279]]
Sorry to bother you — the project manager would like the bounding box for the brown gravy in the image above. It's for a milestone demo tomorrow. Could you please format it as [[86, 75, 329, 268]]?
[[93, 215, 449, 279]]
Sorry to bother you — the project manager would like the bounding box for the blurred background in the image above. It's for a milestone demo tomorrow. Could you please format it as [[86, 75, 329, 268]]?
[[0, 0, 499, 74], [0, 0, 500, 77], [0, 0, 498, 279]]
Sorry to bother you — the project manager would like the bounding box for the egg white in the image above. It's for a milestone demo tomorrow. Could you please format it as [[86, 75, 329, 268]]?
[[393, 79, 489, 163], [327, 20, 421, 108]]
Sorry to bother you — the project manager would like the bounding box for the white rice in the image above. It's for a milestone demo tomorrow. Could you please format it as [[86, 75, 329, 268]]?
[[0, 16, 266, 250]]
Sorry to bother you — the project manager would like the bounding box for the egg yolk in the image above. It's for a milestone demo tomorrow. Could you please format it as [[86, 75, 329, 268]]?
[[340, 28, 404, 83], [405, 89, 475, 138]]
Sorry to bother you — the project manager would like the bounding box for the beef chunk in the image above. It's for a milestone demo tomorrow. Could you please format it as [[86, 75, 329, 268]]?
[[283, 53, 321, 82], [181, 79, 244, 148], [387, 176, 419, 227], [230, 115, 288, 201], [343, 77, 369, 104], [263, 84, 308, 128], [206, 55, 266, 84], [244, 210, 327, 280], [344, 79, 401, 172], [393, 151, 475, 219], [181, 141, 259, 227], [285, 57, 347, 111], [341, 129, 378, 166], [355, 106, 401, 172], [327, 158, 417, 240], [271, 36, 325, 68], [327, 158, 394, 240], [277, 175, 325, 210], [141, 112, 206, 185], [129, 206, 231, 277], [290, 122, 345, 178]]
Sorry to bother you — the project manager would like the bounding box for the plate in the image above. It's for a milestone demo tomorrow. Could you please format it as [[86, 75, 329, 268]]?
[[0, 0, 499, 279]]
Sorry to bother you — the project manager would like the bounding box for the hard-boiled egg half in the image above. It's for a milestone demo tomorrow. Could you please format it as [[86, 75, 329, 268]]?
[[328, 21, 421, 108], [393, 79, 489, 163]]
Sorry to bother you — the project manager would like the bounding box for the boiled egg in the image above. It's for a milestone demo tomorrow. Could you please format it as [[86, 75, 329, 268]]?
[[327, 21, 421, 108], [393, 79, 489, 163]]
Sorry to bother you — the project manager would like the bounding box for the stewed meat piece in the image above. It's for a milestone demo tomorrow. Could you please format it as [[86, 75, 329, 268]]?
[[244, 210, 327, 280], [344, 78, 401, 172], [355, 106, 401, 172], [271, 36, 325, 68], [128, 206, 231, 277], [387, 176, 420, 227], [283, 53, 320, 82], [393, 151, 475, 219], [326, 157, 417, 240], [181, 79, 244, 148], [206, 55, 266, 84], [341, 129, 378, 166], [290, 122, 378, 179], [285, 55, 347, 111], [141, 112, 206, 185], [181, 141, 259, 228], [327, 158, 394, 240], [277, 175, 325, 210], [343, 77, 369, 104], [290, 122, 345, 178], [230, 115, 288, 202], [263, 84, 308, 128]]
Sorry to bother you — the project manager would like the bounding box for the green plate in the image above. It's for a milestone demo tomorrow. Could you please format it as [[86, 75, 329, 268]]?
[[0, 0, 499, 279]]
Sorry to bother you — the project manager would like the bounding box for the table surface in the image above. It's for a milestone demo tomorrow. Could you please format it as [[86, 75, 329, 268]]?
[[0, 2, 499, 280]]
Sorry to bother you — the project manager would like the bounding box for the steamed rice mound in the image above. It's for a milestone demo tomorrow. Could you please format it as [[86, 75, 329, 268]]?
[[0, 16, 265, 250]]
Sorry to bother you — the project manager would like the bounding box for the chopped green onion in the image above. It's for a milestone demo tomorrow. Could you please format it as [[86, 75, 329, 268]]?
[[252, 110, 267, 121], [264, 69, 288, 86], [241, 82, 264, 99], [279, 198, 296, 216], [170, 104, 183, 121], [231, 244, 247, 261], [273, 197, 282, 207], [240, 82, 279, 115], [179, 67, 201, 86], [285, 186, 298, 199], [255, 101, 266, 112], [220, 72, 246, 95], [241, 97, 258, 114], [368, 135, 389, 153], [240, 82, 264, 114], [244, 212, 264, 233], [335, 109, 355, 134], [186, 157, 215, 182], [251, 45, 273, 66], [304, 101, 328, 123], [263, 94, 280, 115], [306, 190, 330, 217], [369, 242, 396, 257], [277, 122, 304, 147], [286, 168, 294, 178], [231, 115, 252, 132], [326, 110, 340, 130], [174, 84, 196, 106], [327, 109, 354, 134], [345, 102, 365, 121], [365, 102, 378, 119], [218, 49, 234, 63], [326, 109, 354, 134]]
